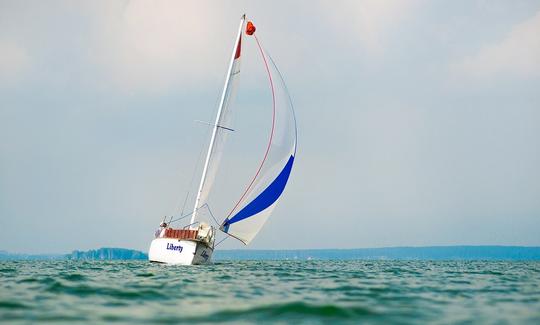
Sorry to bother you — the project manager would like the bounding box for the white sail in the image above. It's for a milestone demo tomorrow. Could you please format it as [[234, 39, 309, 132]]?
[[221, 35, 297, 244], [191, 16, 246, 224]]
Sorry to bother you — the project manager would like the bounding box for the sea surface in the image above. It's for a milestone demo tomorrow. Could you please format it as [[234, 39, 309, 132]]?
[[1, 260, 539, 324]]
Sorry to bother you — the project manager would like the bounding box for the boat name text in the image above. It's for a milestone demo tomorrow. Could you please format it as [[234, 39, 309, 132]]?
[[166, 243, 183, 253]]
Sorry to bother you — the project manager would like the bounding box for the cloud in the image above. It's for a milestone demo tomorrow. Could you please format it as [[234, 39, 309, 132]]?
[[0, 39, 30, 85], [320, 0, 422, 55], [89, 1, 232, 93], [0, 1, 243, 94], [451, 10, 540, 79], [0, 0, 424, 94]]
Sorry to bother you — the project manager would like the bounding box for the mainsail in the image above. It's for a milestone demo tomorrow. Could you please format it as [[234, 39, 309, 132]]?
[[191, 16, 246, 224], [220, 30, 298, 244]]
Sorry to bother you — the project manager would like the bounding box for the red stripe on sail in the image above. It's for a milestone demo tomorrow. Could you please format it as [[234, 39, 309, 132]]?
[[234, 36, 242, 59]]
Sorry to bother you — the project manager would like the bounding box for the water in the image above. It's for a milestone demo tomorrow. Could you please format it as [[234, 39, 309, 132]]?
[[1, 260, 539, 324]]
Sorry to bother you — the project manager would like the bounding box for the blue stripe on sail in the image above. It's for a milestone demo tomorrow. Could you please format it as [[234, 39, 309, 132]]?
[[224, 155, 295, 227]]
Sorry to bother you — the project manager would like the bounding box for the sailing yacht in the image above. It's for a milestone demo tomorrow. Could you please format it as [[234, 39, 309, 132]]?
[[148, 15, 297, 265]]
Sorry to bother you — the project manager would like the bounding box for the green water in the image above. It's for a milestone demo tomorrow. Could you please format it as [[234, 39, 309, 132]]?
[[1, 260, 539, 324]]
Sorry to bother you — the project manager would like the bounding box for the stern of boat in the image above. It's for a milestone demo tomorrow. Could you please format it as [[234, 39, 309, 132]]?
[[148, 238, 213, 265], [148, 224, 215, 265]]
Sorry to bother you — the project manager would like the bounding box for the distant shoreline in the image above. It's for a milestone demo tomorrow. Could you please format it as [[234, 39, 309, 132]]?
[[1, 246, 540, 261]]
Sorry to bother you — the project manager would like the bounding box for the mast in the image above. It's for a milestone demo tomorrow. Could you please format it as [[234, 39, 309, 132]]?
[[190, 15, 246, 226]]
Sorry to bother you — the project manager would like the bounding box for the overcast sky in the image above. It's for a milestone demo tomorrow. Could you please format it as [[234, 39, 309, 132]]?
[[1, 0, 539, 254]]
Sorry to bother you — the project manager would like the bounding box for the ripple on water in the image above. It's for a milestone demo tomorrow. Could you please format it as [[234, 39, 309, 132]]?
[[0, 260, 539, 324], [189, 301, 378, 323], [0, 300, 30, 310]]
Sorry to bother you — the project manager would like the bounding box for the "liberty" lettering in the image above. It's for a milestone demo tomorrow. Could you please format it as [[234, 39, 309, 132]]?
[[166, 243, 183, 253]]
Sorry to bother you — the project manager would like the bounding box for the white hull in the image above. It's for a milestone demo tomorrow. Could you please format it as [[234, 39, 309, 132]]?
[[148, 237, 213, 265]]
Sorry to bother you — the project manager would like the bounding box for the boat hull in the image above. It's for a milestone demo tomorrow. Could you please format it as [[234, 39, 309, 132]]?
[[148, 237, 213, 265]]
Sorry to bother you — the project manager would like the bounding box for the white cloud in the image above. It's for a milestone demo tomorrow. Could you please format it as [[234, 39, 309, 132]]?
[[0, 39, 30, 85], [89, 1, 232, 93], [0, 0, 424, 94], [320, 0, 422, 54], [451, 10, 540, 79]]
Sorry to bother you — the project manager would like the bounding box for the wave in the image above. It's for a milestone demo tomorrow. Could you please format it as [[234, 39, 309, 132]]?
[[188, 302, 377, 323], [1, 260, 539, 324]]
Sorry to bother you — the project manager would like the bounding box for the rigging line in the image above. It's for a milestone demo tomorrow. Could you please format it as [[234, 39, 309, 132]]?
[[203, 203, 221, 228], [213, 211, 247, 245], [221, 230, 248, 245], [214, 223, 243, 247], [169, 212, 192, 225], [174, 120, 212, 217], [179, 191, 190, 217], [214, 236, 229, 247], [226, 34, 276, 220], [213, 215, 247, 245], [195, 120, 235, 132]]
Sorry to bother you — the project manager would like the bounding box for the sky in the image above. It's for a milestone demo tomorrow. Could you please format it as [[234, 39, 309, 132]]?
[[1, 0, 539, 254]]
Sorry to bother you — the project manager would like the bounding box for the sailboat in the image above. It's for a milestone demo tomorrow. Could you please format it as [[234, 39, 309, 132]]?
[[148, 15, 297, 265]]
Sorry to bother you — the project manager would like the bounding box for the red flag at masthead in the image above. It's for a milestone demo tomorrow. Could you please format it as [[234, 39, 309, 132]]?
[[246, 21, 256, 35]]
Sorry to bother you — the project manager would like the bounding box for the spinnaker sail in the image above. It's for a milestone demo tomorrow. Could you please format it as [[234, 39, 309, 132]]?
[[220, 29, 297, 244]]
